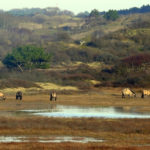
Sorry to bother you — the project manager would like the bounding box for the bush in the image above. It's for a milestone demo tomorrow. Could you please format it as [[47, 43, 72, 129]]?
[[0, 79, 40, 89], [62, 73, 93, 81], [93, 53, 119, 64], [76, 81, 92, 90], [104, 10, 119, 21], [122, 53, 150, 68], [3, 45, 51, 71]]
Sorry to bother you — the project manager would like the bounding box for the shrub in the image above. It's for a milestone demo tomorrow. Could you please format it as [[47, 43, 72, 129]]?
[[104, 10, 119, 21], [122, 53, 150, 68], [62, 73, 93, 81], [0, 79, 40, 89]]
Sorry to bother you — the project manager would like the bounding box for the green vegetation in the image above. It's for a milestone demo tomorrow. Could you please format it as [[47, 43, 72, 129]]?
[[7, 7, 74, 16], [0, 6, 149, 89], [3, 45, 51, 71], [104, 10, 119, 21], [76, 11, 89, 18], [89, 9, 99, 18]]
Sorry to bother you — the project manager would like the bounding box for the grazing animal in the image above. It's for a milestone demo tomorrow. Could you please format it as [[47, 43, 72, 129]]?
[[122, 88, 136, 98], [0, 92, 6, 100], [50, 92, 57, 101], [141, 90, 150, 98], [16, 91, 22, 100]]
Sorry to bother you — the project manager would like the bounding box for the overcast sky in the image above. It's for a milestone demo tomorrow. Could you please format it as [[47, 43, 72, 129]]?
[[0, 0, 150, 14]]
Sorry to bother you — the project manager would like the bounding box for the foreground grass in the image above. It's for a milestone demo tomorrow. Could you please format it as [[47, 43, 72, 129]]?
[[0, 117, 149, 148], [0, 88, 149, 149], [0, 142, 147, 150]]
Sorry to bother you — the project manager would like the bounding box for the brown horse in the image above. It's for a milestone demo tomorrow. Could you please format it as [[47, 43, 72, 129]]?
[[16, 91, 22, 100], [122, 88, 136, 98], [50, 92, 57, 101], [141, 90, 150, 98], [0, 92, 6, 100]]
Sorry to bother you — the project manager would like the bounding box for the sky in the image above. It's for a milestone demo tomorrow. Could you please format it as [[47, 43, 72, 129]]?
[[0, 0, 150, 14]]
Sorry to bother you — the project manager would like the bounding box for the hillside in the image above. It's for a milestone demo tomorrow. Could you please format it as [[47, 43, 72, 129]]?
[[0, 10, 149, 61], [0, 6, 150, 89]]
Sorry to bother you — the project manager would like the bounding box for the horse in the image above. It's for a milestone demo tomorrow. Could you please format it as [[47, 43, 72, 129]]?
[[122, 88, 136, 98], [16, 91, 22, 100], [50, 92, 57, 101], [0, 92, 6, 100], [141, 90, 150, 98]]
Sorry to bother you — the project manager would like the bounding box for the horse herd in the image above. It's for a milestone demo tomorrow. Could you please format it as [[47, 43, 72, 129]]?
[[0, 91, 57, 101], [122, 88, 150, 98], [0, 88, 149, 100]]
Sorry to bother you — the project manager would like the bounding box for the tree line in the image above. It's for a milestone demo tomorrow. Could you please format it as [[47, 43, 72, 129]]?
[[77, 5, 150, 18]]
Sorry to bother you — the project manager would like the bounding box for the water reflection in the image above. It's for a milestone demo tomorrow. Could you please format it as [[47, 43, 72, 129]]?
[[21, 105, 150, 119], [0, 136, 103, 143]]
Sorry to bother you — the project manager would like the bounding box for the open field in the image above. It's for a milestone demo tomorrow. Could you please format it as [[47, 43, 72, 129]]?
[[0, 87, 150, 111], [0, 88, 150, 149], [0, 143, 147, 150]]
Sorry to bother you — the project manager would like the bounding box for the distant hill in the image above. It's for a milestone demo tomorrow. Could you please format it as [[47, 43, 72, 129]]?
[[118, 5, 150, 15], [89, 5, 150, 16], [0, 5, 149, 65], [6, 5, 150, 17], [0, 5, 150, 88], [7, 7, 74, 16]]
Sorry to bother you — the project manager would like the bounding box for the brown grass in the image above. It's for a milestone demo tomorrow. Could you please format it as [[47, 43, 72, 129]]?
[[0, 117, 149, 148], [0, 87, 150, 111], [0, 88, 149, 149], [0, 142, 146, 150]]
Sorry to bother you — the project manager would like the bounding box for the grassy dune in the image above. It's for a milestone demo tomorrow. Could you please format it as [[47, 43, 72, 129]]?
[[18, 23, 43, 30], [1, 82, 78, 95]]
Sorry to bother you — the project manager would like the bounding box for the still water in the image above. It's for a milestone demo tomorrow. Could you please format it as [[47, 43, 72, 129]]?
[[21, 105, 150, 119], [0, 136, 103, 143]]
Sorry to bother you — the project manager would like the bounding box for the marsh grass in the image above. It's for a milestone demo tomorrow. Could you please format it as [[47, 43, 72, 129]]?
[[0, 143, 142, 150], [0, 117, 149, 148], [1, 88, 150, 110], [0, 88, 149, 149]]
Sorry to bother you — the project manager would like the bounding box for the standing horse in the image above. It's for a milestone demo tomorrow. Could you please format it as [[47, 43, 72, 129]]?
[[122, 88, 136, 98], [16, 91, 22, 100], [141, 90, 150, 98], [50, 92, 57, 101], [0, 92, 6, 100]]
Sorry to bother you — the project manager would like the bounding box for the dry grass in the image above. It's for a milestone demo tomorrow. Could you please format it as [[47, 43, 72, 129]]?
[[0, 142, 146, 150], [18, 22, 43, 30], [0, 117, 149, 148], [1, 82, 78, 95], [0, 87, 150, 111], [86, 62, 104, 69], [58, 22, 84, 28], [36, 82, 78, 91], [0, 88, 149, 149]]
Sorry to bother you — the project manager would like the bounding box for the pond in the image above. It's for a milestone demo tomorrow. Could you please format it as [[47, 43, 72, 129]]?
[[20, 105, 150, 119], [0, 136, 103, 143]]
